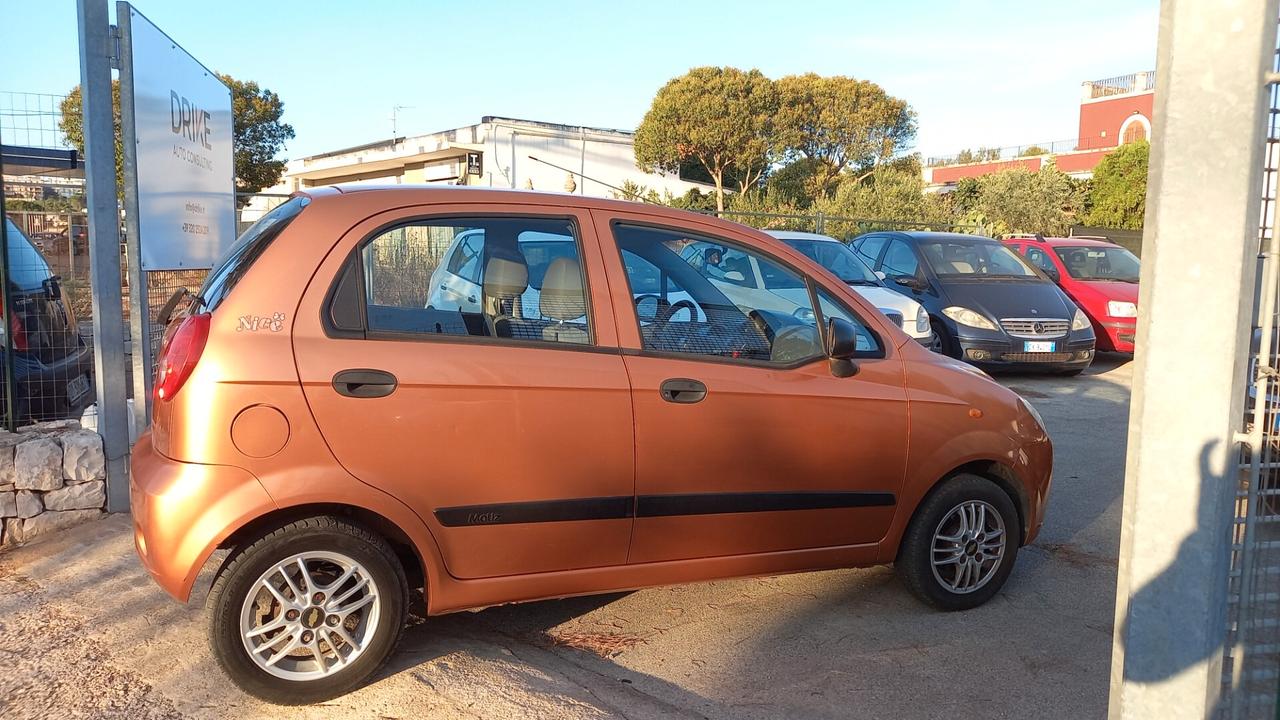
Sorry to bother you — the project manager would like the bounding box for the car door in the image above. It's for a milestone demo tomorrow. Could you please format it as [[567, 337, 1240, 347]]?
[[293, 204, 635, 579], [594, 211, 908, 564]]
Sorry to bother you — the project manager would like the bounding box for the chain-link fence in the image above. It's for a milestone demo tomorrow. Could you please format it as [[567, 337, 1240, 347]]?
[[701, 210, 989, 240]]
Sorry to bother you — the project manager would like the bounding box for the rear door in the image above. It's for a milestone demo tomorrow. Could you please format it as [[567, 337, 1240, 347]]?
[[293, 203, 635, 579]]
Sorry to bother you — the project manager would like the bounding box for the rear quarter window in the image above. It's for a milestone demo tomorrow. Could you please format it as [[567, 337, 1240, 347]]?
[[199, 196, 310, 310]]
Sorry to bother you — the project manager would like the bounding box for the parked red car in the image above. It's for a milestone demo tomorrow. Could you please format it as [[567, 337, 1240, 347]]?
[[1003, 236, 1139, 353]]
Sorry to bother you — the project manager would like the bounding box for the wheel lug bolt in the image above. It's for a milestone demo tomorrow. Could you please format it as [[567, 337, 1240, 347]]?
[[301, 630, 314, 643], [327, 615, 340, 626], [285, 609, 299, 621], [312, 592, 325, 604]]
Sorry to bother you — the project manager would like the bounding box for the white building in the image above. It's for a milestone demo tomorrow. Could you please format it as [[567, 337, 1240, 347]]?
[[265, 116, 710, 200]]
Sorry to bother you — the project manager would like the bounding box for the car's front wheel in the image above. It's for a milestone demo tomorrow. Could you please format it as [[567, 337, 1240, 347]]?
[[896, 474, 1021, 610], [207, 516, 408, 704]]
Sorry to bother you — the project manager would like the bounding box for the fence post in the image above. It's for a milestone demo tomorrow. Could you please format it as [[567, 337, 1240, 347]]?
[[0, 149, 15, 433], [815, 212, 825, 235], [76, 0, 132, 513], [117, 3, 152, 431]]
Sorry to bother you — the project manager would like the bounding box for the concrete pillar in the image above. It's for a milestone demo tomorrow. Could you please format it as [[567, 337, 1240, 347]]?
[[1109, 0, 1279, 717]]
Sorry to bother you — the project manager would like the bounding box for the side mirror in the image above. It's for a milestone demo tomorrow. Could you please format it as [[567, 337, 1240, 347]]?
[[826, 317, 861, 378], [875, 270, 887, 281], [893, 276, 925, 291]]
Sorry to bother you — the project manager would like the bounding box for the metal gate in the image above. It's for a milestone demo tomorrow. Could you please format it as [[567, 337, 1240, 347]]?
[[1222, 21, 1280, 719]]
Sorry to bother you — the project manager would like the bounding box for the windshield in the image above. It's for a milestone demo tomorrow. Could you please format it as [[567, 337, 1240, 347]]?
[[1054, 245, 1140, 282], [2, 218, 54, 291], [921, 238, 1038, 278], [782, 239, 879, 285]]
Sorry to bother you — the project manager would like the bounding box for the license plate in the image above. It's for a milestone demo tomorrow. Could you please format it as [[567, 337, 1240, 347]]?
[[1024, 341, 1056, 353], [66, 374, 90, 404]]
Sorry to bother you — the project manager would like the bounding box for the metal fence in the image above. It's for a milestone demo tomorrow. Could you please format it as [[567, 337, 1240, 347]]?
[[1221, 20, 1280, 720], [702, 209, 988, 240]]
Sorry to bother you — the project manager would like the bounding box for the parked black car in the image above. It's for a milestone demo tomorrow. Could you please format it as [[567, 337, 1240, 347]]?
[[852, 231, 1096, 374], [1, 218, 95, 422]]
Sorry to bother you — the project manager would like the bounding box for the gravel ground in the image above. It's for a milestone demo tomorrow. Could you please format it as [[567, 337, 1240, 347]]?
[[0, 354, 1133, 719]]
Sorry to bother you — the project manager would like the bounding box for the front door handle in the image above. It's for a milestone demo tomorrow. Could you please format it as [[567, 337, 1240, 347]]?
[[332, 369, 398, 398], [660, 378, 706, 404]]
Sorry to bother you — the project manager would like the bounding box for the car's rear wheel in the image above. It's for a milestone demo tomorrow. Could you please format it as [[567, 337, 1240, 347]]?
[[207, 516, 408, 704], [896, 474, 1020, 610]]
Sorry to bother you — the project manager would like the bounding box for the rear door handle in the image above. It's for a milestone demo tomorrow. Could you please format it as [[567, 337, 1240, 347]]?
[[660, 378, 706, 404], [332, 369, 398, 398]]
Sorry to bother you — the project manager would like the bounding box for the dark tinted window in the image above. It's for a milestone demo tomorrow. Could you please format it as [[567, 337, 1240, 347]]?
[[3, 219, 53, 291], [200, 196, 310, 310], [881, 238, 920, 279], [854, 235, 888, 266], [920, 238, 1036, 277]]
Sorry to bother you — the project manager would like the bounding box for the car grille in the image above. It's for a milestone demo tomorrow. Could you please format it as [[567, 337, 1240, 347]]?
[[881, 310, 905, 330], [1001, 352, 1073, 363], [1000, 318, 1069, 339]]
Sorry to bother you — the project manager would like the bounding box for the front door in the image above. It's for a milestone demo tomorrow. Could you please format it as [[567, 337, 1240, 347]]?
[[293, 205, 634, 579], [595, 213, 910, 564]]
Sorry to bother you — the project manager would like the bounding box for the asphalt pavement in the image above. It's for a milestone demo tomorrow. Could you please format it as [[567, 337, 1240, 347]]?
[[0, 354, 1133, 719]]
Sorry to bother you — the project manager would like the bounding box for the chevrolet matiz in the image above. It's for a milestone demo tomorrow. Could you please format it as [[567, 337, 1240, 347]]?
[[130, 186, 1053, 704]]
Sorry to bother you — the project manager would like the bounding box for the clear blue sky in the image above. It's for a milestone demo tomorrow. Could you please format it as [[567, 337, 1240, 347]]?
[[1, 0, 1158, 160]]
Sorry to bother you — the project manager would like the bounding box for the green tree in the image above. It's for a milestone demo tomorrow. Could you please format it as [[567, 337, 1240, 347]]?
[[1019, 145, 1049, 157], [58, 73, 295, 198], [1085, 140, 1149, 229], [968, 164, 1082, 236], [765, 157, 826, 210], [812, 158, 951, 237], [634, 66, 777, 212], [772, 73, 916, 200]]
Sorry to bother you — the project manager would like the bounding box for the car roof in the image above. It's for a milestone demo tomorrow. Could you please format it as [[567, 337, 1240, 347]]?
[[765, 230, 841, 243], [892, 231, 1000, 244], [1037, 236, 1123, 249]]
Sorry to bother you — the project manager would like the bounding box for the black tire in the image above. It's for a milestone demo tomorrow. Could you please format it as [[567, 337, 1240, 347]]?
[[207, 516, 408, 704], [896, 474, 1021, 611], [929, 318, 958, 358]]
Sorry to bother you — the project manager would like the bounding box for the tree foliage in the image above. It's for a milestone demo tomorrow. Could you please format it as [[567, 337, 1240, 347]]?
[[772, 73, 915, 200], [813, 158, 951, 238], [962, 164, 1083, 236], [58, 73, 295, 198], [634, 67, 777, 211], [1085, 140, 1148, 229]]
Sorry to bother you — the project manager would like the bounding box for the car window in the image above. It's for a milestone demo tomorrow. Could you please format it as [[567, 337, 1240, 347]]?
[[610, 223, 880, 364], [3, 218, 54, 291], [854, 235, 888, 267], [1054, 245, 1140, 282], [200, 196, 310, 310], [1024, 246, 1058, 275], [357, 216, 591, 346], [784, 239, 880, 285], [919, 238, 1038, 277], [881, 238, 920, 279]]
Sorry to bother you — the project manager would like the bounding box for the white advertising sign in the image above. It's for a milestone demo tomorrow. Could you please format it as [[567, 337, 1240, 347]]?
[[125, 5, 234, 270]]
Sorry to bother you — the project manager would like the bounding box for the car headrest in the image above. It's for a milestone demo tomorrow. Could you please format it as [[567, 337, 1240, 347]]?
[[540, 257, 586, 321], [483, 255, 529, 302], [950, 260, 974, 273]]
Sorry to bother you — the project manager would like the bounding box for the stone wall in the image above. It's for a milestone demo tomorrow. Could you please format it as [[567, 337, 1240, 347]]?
[[0, 419, 107, 546]]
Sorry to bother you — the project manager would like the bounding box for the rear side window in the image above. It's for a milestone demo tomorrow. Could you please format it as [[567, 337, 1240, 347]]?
[[854, 235, 887, 266], [3, 219, 53, 290], [349, 216, 592, 346], [199, 196, 310, 310]]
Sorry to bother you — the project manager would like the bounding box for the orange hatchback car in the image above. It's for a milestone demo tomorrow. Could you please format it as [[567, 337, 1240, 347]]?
[[131, 186, 1052, 703]]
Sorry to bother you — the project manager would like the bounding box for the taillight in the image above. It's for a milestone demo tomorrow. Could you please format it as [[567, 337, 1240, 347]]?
[[154, 313, 210, 401], [0, 299, 27, 352]]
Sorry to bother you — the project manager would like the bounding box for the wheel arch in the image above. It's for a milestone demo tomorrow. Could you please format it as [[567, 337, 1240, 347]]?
[[216, 503, 427, 591], [913, 460, 1031, 547]]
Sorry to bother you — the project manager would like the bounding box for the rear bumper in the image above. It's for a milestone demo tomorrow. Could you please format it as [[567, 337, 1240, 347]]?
[[130, 432, 276, 601]]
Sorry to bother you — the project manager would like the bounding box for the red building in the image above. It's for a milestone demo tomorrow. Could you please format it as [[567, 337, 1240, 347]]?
[[924, 71, 1154, 190]]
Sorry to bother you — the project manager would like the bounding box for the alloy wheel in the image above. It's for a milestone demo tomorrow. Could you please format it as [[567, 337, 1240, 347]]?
[[238, 550, 381, 681], [930, 500, 1006, 594]]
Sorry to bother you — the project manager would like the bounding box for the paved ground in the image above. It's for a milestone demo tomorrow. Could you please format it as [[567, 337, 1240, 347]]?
[[0, 355, 1133, 719]]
